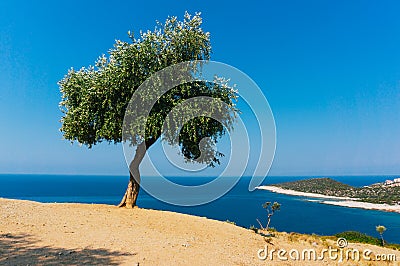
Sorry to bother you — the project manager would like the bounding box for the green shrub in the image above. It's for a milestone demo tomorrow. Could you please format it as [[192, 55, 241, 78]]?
[[249, 225, 257, 232], [386, 243, 400, 250], [335, 231, 381, 246]]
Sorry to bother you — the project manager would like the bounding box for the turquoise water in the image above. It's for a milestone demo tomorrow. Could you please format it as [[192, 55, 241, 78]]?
[[0, 174, 399, 244]]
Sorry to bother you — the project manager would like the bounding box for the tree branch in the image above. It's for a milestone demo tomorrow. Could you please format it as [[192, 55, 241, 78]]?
[[256, 218, 265, 230]]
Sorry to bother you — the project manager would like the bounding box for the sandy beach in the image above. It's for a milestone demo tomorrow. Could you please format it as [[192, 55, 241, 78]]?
[[320, 200, 400, 213], [257, 185, 356, 200], [257, 186, 400, 214], [1, 198, 399, 265]]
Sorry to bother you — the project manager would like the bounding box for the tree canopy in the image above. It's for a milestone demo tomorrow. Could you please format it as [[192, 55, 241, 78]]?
[[59, 12, 238, 166]]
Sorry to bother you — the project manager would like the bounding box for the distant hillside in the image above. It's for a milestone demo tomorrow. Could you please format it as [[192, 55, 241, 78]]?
[[272, 178, 400, 205], [274, 178, 354, 195]]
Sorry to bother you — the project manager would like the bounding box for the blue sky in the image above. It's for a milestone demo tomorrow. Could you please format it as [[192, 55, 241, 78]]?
[[1, 0, 400, 176]]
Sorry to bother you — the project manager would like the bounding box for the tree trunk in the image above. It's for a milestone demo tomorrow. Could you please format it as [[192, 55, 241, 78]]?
[[118, 142, 147, 208], [266, 217, 271, 231], [117, 171, 140, 208]]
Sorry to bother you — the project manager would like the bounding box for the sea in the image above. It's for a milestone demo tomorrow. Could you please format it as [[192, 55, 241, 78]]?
[[0, 174, 399, 244]]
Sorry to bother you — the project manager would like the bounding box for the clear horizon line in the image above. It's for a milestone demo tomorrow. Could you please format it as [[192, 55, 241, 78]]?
[[0, 172, 399, 177]]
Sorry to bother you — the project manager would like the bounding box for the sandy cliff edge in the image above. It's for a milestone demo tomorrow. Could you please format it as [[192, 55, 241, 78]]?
[[0, 198, 399, 265]]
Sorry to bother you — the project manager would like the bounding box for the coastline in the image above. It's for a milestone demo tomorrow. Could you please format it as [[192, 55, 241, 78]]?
[[257, 185, 400, 214], [319, 200, 400, 213], [256, 185, 356, 200]]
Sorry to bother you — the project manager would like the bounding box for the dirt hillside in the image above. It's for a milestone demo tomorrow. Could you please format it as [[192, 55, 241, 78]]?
[[0, 198, 399, 265]]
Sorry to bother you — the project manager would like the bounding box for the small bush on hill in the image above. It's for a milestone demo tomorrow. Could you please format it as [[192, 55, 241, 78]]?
[[335, 231, 381, 246]]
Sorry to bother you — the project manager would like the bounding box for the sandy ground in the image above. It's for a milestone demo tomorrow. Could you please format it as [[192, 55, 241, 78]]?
[[257, 186, 400, 213], [1, 198, 399, 265]]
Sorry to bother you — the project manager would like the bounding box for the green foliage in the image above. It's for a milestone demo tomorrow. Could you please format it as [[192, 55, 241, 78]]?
[[386, 243, 400, 251], [262, 201, 281, 212], [335, 231, 381, 246], [275, 178, 354, 195], [259, 201, 281, 231], [376, 225, 387, 234], [225, 220, 236, 225], [376, 225, 387, 246], [335, 230, 400, 250], [273, 177, 400, 205], [59, 12, 238, 165], [249, 225, 257, 232]]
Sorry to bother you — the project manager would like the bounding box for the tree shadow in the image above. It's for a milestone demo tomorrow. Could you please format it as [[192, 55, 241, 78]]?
[[0, 233, 134, 265]]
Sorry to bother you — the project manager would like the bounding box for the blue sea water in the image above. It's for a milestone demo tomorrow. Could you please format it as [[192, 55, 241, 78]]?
[[0, 174, 399, 244]]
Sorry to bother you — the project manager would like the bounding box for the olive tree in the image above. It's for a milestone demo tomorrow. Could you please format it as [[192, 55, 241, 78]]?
[[257, 201, 281, 231], [59, 12, 238, 208]]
